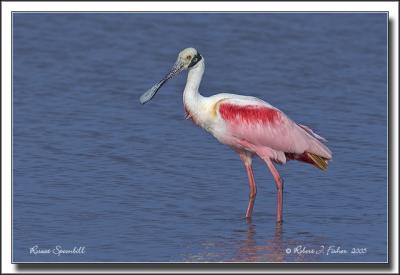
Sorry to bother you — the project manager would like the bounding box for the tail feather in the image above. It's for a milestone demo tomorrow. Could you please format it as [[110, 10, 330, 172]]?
[[285, 152, 330, 170], [285, 123, 332, 170], [306, 152, 329, 171], [296, 123, 332, 159]]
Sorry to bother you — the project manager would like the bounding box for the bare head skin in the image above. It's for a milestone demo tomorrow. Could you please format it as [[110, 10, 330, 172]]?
[[176, 47, 201, 69]]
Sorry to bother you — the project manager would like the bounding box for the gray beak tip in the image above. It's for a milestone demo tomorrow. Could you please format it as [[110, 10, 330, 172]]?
[[139, 83, 161, 105], [139, 95, 148, 105]]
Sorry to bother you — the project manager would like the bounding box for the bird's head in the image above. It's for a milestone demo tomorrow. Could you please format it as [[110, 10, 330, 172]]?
[[177, 47, 202, 70], [140, 47, 202, 104]]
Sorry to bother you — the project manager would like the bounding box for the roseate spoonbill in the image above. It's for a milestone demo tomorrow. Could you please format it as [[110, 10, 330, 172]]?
[[140, 48, 332, 223]]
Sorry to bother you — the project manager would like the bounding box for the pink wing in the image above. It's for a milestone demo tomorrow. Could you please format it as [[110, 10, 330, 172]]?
[[217, 98, 332, 163]]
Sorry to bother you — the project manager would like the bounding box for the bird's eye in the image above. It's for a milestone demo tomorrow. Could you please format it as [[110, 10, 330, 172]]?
[[186, 55, 192, 60]]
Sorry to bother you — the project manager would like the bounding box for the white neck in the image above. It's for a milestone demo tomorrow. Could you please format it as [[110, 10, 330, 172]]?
[[183, 59, 206, 116]]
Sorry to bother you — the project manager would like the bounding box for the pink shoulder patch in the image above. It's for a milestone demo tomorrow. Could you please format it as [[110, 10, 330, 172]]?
[[219, 103, 280, 124]]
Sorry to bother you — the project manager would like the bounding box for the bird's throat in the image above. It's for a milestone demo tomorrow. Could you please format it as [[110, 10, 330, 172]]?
[[183, 59, 206, 123]]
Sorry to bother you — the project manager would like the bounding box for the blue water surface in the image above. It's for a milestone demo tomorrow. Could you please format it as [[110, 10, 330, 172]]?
[[12, 13, 387, 262]]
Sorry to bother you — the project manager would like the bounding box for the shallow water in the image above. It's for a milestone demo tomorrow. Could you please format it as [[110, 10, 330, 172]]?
[[12, 13, 387, 262]]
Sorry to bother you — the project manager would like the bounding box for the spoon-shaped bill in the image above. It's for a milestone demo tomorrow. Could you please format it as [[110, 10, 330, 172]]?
[[140, 80, 165, 104], [140, 63, 184, 104]]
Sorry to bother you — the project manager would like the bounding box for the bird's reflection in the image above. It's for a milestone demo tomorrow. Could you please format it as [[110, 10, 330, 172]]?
[[232, 219, 286, 262], [183, 219, 323, 262]]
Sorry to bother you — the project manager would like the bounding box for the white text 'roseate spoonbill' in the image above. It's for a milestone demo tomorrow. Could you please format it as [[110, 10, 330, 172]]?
[[140, 48, 332, 223]]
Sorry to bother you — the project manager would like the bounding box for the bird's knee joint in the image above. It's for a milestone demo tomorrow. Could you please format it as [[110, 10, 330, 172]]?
[[241, 156, 252, 166], [249, 191, 257, 200], [275, 179, 284, 191]]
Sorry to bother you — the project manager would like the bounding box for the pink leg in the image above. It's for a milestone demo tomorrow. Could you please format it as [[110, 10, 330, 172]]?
[[238, 151, 257, 219], [265, 158, 284, 223]]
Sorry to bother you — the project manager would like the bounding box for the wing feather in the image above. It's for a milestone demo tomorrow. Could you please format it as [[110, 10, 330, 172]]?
[[215, 96, 332, 160]]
